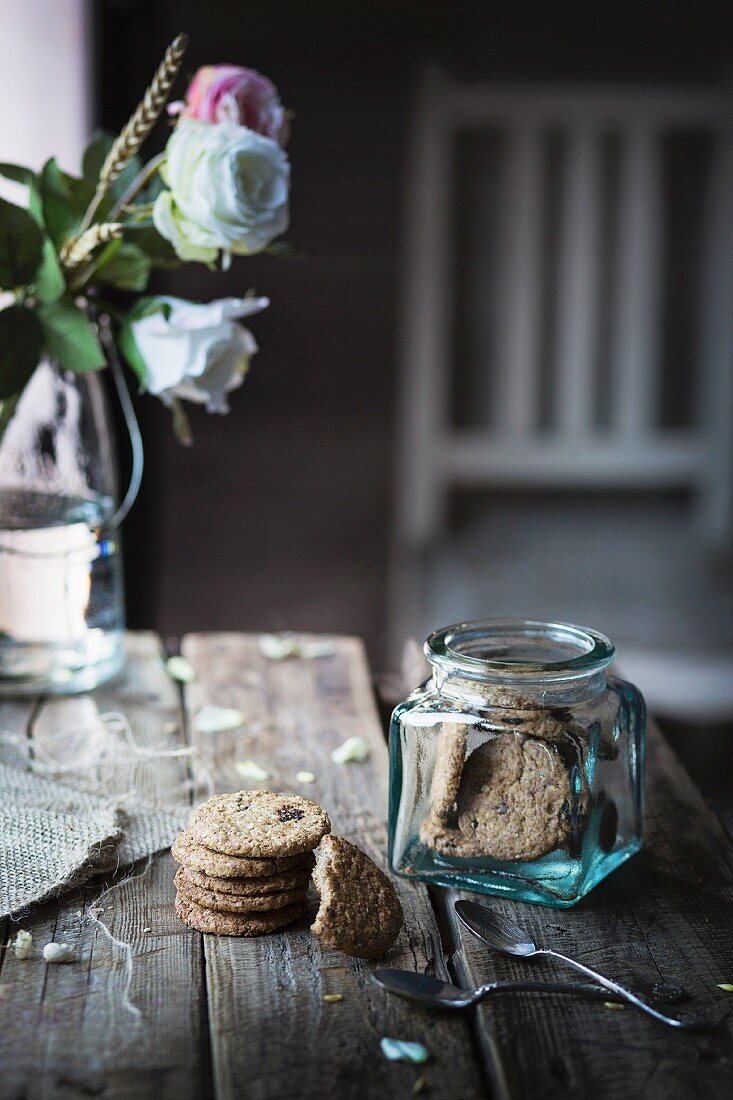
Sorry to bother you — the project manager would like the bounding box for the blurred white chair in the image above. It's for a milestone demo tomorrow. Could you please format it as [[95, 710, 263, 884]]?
[[391, 67, 733, 717]]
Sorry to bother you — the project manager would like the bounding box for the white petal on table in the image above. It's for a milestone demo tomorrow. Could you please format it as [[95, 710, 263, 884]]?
[[194, 705, 245, 734], [330, 736, 370, 764], [234, 760, 271, 782]]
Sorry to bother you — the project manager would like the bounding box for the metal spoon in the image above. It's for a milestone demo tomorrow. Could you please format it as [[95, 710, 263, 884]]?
[[455, 900, 705, 1030], [373, 969, 646, 1011]]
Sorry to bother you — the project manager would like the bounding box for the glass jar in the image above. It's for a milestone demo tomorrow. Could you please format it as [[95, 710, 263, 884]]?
[[0, 341, 139, 695], [388, 619, 645, 907]]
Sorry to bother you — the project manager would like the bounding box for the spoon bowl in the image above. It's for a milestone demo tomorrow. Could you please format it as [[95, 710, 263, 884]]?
[[455, 900, 537, 956], [373, 970, 477, 1009]]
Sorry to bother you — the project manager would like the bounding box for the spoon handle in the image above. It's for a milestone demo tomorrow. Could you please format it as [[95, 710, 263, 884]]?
[[476, 980, 625, 1003], [538, 949, 697, 1028]]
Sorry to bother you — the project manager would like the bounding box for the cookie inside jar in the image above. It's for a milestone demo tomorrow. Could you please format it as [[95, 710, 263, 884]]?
[[419, 695, 592, 863]]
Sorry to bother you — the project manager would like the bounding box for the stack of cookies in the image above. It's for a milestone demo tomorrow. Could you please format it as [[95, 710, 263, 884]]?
[[172, 790, 331, 937]]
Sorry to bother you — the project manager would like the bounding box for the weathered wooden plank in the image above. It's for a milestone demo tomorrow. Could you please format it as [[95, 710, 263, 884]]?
[[0, 634, 210, 1100], [182, 632, 486, 1100], [434, 723, 733, 1099]]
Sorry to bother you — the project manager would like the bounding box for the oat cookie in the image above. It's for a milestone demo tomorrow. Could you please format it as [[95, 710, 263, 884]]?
[[311, 835, 402, 959], [445, 733, 571, 861], [175, 893, 307, 936], [428, 721, 467, 824], [182, 864, 311, 896], [188, 791, 331, 857], [175, 868, 306, 913], [172, 830, 314, 878]]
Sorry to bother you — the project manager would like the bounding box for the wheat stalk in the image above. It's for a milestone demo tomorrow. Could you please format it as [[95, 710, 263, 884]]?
[[99, 32, 188, 189], [60, 222, 123, 271], [77, 32, 188, 235]]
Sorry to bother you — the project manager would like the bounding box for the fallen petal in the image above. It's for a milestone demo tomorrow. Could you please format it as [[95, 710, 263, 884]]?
[[380, 1038, 430, 1064], [13, 930, 32, 960], [195, 705, 245, 734], [259, 634, 301, 659], [234, 760, 271, 782], [43, 942, 75, 964], [166, 656, 196, 682], [331, 736, 370, 764]]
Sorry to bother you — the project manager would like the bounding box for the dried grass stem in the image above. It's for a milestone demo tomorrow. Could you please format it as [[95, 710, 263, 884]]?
[[60, 222, 123, 271]]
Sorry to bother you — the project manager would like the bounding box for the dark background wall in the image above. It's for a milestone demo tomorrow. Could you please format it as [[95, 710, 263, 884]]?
[[99, 0, 733, 660]]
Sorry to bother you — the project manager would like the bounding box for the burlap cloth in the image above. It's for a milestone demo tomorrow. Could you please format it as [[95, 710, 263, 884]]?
[[0, 763, 187, 919]]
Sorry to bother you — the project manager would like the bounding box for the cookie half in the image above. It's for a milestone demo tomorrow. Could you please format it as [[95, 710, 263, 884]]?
[[311, 835, 402, 959], [188, 791, 331, 857], [175, 893, 307, 936], [172, 830, 314, 878], [175, 868, 306, 913]]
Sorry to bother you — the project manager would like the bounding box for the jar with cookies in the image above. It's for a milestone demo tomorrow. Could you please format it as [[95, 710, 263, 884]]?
[[388, 619, 645, 907]]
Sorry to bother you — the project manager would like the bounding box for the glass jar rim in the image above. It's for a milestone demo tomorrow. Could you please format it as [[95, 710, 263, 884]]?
[[425, 618, 615, 684]]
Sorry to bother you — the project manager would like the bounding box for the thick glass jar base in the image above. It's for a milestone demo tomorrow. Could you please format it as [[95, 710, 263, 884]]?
[[392, 838, 643, 908], [0, 632, 125, 696]]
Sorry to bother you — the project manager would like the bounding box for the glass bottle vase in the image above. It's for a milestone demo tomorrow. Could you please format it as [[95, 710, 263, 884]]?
[[0, 357, 128, 694]]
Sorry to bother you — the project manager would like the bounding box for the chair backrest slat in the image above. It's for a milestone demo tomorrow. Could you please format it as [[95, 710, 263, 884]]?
[[495, 126, 544, 433], [611, 128, 663, 434], [554, 128, 603, 434]]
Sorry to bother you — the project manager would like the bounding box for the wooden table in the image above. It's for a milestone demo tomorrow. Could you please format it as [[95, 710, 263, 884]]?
[[0, 632, 731, 1100]]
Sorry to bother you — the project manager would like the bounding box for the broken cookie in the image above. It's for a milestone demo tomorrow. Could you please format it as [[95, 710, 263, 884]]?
[[311, 835, 403, 959]]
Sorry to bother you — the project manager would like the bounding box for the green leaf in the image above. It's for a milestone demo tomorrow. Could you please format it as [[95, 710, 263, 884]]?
[[0, 163, 44, 223], [134, 172, 165, 207], [40, 159, 82, 247], [0, 304, 42, 398], [37, 298, 105, 373], [0, 163, 36, 187], [81, 131, 142, 215], [81, 236, 124, 285], [125, 223, 180, 268], [118, 313, 149, 386], [0, 164, 47, 227], [0, 168, 56, 307], [127, 295, 173, 322], [0, 200, 44, 290], [0, 199, 44, 289], [97, 241, 151, 291], [35, 238, 65, 302], [81, 132, 115, 184]]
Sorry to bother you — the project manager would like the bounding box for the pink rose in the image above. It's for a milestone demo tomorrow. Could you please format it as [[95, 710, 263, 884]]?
[[175, 64, 288, 144]]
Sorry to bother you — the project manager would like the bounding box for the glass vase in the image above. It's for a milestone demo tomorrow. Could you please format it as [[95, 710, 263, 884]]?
[[388, 619, 646, 907], [0, 345, 136, 695]]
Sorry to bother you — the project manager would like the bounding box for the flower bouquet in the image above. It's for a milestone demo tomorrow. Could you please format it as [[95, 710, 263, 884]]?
[[0, 32, 290, 432], [0, 33, 291, 694]]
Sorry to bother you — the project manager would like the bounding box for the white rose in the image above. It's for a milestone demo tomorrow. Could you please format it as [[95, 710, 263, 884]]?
[[121, 295, 269, 413], [153, 119, 290, 264]]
